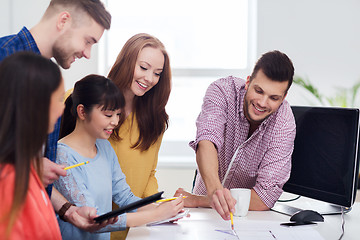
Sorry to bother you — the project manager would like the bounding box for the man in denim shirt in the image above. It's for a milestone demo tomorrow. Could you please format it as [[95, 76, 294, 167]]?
[[0, 0, 113, 232]]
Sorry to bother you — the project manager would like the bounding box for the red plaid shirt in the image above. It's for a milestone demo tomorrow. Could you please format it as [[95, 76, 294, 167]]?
[[190, 76, 296, 208]]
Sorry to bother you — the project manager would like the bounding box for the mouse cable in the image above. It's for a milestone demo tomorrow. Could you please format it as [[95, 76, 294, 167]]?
[[277, 195, 301, 202], [338, 206, 345, 240]]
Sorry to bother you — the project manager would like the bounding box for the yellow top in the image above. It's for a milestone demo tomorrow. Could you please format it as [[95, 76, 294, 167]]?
[[111, 113, 162, 240], [109, 112, 162, 198]]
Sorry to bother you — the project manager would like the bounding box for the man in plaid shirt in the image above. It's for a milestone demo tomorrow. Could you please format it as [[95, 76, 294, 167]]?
[[176, 51, 296, 220]]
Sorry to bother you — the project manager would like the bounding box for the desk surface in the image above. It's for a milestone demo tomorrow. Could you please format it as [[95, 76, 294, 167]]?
[[127, 201, 360, 240]]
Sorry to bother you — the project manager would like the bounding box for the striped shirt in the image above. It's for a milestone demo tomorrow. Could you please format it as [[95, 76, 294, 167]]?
[[190, 76, 296, 208], [0, 27, 60, 197]]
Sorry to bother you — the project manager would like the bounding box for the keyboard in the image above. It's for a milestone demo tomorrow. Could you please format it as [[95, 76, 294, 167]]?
[[271, 202, 352, 216], [271, 203, 303, 216]]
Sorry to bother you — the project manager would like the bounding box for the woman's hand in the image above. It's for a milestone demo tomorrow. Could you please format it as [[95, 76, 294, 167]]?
[[66, 206, 118, 232], [174, 188, 211, 208], [155, 196, 184, 220]]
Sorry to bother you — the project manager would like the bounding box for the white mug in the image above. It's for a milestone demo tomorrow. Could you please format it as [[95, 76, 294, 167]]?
[[230, 188, 251, 217]]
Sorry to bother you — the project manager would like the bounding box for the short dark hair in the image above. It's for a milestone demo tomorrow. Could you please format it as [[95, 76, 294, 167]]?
[[48, 0, 111, 29], [250, 50, 294, 92]]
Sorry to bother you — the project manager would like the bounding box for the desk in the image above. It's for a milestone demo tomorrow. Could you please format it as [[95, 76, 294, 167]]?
[[127, 201, 360, 240]]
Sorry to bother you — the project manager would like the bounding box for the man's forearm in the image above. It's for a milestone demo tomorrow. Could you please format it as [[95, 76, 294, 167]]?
[[249, 189, 269, 211], [196, 140, 223, 194]]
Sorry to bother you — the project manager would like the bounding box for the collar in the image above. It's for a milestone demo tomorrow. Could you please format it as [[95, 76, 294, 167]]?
[[18, 26, 41, 54]]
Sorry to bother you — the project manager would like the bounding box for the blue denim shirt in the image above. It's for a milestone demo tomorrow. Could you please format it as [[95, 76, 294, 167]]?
[[45, 118, 62, 196], [0, 27, 60, 197], [0, 27, 41, 61]]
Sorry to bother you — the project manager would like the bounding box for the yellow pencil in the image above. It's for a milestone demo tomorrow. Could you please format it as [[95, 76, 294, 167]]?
[[64, 161, 89, 170], [230, 212, 234, 230], [156, 196, 187, 203]]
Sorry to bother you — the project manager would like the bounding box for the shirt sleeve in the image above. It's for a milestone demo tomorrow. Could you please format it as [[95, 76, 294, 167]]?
[[54, 147, 94, 208], [143, 164, 158, 198], [54, 145, 129, 232], [189, 80, 229, 152], [143, 134, 163, 197], [98, 141, 141, 232], [45, 117, 62, 197], [253, 115, 296, 208]]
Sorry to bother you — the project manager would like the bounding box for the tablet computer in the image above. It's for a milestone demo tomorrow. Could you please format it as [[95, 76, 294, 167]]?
[[94, 191, 164, 223]]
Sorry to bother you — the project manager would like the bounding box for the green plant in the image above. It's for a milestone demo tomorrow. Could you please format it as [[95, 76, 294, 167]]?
[[294, 76, 360, 182], [294, 76, 360, 107]]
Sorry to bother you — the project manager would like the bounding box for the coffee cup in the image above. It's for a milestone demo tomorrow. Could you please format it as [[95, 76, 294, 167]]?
[[230, 188, 251, 217]]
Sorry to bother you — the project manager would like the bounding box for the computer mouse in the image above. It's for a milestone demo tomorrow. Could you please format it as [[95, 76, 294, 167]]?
[[290, 210, 324, 223]]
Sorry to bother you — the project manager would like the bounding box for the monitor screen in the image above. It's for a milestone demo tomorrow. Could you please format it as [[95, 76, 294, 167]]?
[[283, 106, 360, 208]]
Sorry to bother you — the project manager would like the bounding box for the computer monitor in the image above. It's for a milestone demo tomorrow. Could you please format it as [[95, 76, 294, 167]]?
[[272, 106, 360, 215]]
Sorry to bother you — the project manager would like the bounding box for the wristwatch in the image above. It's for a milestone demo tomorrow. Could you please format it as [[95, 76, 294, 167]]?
[[58, 202, 75, 222]]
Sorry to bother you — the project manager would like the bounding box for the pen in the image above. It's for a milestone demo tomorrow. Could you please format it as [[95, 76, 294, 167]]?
[[156, 196, 187, 203], [230, 212, 234, 230], [64, 161, 89, 170], [269, 230, 277, 240], [230, 212, 239, 239]]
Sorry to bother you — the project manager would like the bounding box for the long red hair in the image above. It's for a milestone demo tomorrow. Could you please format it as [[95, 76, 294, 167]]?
[[108, 33, 171, 151]]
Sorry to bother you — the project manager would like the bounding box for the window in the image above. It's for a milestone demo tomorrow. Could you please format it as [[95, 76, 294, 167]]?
[[100, 0, 257, 166]]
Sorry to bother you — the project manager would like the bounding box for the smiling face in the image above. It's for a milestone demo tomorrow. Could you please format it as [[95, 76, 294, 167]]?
[[129, 46, 165, 97], [52, 17, 104, 69], [243, 69, 289, 126], [83, 105, 121, 140]]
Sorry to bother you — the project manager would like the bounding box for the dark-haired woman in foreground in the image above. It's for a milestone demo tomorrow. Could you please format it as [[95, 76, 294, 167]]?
[[0, 52, 64, 239]]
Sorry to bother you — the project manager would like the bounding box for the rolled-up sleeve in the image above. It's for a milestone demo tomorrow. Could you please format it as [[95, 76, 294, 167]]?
[[189, 81, 230, 152]]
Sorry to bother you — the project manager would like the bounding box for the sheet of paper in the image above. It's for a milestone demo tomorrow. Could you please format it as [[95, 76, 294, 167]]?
[[146, 209, 190, 226], [224, 220, 325, 240]]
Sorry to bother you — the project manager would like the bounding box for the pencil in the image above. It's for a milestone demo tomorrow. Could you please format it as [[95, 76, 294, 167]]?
[[156, 196, 187, 203], [230, 212, 234, 230], [64, 161, 89, 170]]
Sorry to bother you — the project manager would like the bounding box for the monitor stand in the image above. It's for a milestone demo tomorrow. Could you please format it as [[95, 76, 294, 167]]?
[[271, 202, 352, 216]]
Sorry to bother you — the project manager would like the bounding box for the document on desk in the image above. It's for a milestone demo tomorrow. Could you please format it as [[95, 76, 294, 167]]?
[[146, 209, 190, 226], [226, 220, 324, 240]]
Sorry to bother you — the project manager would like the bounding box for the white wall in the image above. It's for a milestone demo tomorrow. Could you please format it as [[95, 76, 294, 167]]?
[[2, 0, 359, 98], [159, 0, 360, 195], [2, 0, 360, 195], [256, 0, 360, 105], [0, 0, 101, 91]]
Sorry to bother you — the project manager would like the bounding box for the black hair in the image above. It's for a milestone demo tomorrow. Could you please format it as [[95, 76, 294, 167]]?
[[60, 74, 125, 139], [250, 50, 294, 92], [0, 51, 62, 235]]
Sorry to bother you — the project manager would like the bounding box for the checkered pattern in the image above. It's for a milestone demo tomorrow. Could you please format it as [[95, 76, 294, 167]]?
[[0, 27, 59, 197], [190, 76, 296, 208], [44, 117, 62, 196], [0, 27, 41, 61]]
